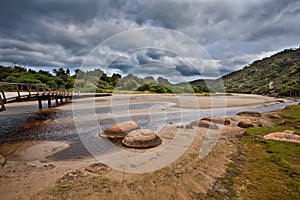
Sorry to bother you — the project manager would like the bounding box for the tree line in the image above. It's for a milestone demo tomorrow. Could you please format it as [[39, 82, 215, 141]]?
[[0, 65, 209, 94]]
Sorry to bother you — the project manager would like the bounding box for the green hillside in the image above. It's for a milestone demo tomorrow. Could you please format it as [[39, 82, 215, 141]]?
[[222, 47, 300, 96], [191, 47, 300, 97]]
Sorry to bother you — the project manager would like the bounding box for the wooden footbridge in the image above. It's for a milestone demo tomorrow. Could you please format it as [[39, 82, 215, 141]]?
[[0, 82, 78, 111]]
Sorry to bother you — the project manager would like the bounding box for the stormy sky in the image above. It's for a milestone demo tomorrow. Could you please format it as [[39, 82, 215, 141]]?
[[0, 0, 299, 82]]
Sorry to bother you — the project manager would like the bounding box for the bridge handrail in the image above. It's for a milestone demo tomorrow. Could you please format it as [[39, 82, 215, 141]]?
[[0, 82, 75, 92]]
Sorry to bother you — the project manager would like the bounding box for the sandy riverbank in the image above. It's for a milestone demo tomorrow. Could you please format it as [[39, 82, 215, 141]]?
[[0, 94, 296, 199], [91, 93, 280, 109]]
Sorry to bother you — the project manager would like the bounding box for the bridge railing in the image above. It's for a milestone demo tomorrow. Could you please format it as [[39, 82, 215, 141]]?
[[0, 82, 78, 106]]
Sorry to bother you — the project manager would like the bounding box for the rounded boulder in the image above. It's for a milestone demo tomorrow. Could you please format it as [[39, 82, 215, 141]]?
[[100, 121, 139, 139], [122, 129, 162, 149], [237, 119, 254, 128]]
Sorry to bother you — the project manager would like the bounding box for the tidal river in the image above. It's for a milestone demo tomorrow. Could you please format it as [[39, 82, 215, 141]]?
[[0, 94, 298, 160]]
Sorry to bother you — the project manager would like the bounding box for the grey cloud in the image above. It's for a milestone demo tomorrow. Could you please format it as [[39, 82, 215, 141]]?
[[0, 0, 299, 79]]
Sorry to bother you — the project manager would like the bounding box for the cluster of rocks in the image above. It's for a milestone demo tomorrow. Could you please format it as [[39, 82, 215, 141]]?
[[100, 121, 162, 149], [236, 110, 262, 128], [187, 112, 261, 130], [98, 109, 284, 149], [99, 117, 233, 149]]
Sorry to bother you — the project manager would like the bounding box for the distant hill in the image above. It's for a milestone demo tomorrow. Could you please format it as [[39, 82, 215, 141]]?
[[190, 47, 300, 97]]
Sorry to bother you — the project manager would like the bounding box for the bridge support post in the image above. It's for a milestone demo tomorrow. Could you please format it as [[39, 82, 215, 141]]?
[[27, 85, 32, 97], [0, 96, 6, 111], [0, 86, 6, 103], [47, 95, 51, 108], [38, 97, 42, 109], [16, 85, 21, 100], [55, 96, 59, 104]]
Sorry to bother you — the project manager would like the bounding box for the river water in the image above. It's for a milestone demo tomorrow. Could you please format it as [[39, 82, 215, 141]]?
[[0, 94, 298, 160]]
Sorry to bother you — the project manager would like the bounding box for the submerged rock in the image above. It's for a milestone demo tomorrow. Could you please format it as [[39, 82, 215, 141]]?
[[189, 120, 219, 130], [85, 163, 111, 174], [237, 119, 254, 128], [237, 110, 261, 117], [201, 116, 231, 125], [122, 129, 162, 148], [100, 121, 140, 139]]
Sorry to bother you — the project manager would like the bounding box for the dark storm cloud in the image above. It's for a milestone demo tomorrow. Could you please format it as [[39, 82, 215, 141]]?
[[106, 48, 202, 81], [145, 49, 168, 60], [175, 64, 200, 76], [0, 0, 299, 80], [108, 49, 177, 73]]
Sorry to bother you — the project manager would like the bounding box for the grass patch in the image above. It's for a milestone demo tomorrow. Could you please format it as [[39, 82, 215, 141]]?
[[232, 105, 300, 200]]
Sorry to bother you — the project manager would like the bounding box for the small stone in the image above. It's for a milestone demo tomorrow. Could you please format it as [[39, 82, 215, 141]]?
[[100, 121, 140, 139], [0, 155, 6, 167], [59, 170, 88, 184], [189, 120, 219, 130], [44, 164, 55, 169], [275, 99, 285, 103], [237, 110, 261, 117], [122, 129, 162, 149], [201, 116, 231, 125], [85, 163, 111, 174], [267, 113, 282, 119], [279, 120, 286, 125], [237, 119, 254, 128], [185, 124, 194, 129]]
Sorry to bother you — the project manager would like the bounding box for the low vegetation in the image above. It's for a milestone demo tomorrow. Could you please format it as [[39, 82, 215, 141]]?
[[204, 105, 300, 199]]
